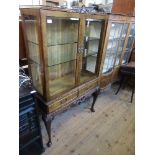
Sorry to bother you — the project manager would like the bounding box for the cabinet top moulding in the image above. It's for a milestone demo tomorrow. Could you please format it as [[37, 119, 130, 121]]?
[[20, 6, 135, 20], [20, 6, 107, 19]]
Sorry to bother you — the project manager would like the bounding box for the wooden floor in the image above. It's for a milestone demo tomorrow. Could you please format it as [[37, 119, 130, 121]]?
[[40, 84, 135, 155]]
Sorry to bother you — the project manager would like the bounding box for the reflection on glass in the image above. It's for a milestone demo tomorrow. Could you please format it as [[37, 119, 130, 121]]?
[[80, 19, 103, 83], [28, 42, 40, 64], [130, 23, 135, 36], [126, 37, 134, 49], [46, 16, 79, 97], [122, 24, 135, 64], [30, 61, 43, 95], [121, 24, 128, 38], [24, 16, 38, 43], [114, 23, 129, 67], [24, 15, 43, 94], [115, 52, 121, 66], [118, 40, 125, 51], [24, 15, 40, 64], [46, 17, 79, 45], [47, 43, 77, 66]]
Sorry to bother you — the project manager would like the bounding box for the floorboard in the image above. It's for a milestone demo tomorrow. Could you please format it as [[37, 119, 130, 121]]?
[[40, 84, 135, 155]]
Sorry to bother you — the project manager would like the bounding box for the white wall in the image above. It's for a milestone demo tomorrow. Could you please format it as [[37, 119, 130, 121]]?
[[19, 0, 42, 6]]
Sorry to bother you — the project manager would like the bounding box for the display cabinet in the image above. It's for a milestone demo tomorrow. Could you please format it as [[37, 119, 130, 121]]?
[[20, 6, 135, 147], [99, 15, 135, 88], [21, 7, 106, 100], [20, 6, 106, 147]]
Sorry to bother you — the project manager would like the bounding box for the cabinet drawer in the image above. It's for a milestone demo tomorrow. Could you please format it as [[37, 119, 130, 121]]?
[[79, 80, 98, 96], [48, 90, 78, 113], [48, 101, 62, 113]]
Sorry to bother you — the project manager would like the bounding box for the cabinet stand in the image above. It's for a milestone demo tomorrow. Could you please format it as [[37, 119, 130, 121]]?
[[41, 88, 99, 147]]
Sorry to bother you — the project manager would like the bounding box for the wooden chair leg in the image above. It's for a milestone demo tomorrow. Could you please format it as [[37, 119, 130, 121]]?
[[115, 76, 124, 95], [90, 88, 100, 112], [130, 87, 134, 103], [42, 114, 54, 147]]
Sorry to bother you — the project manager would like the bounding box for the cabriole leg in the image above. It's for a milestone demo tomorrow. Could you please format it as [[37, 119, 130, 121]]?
[[42, 114, 54, 147], [115, 76, 124, 95], [90, 89, 100, 112]]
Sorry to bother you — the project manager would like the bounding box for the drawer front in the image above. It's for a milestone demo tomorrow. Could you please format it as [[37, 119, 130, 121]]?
[[48, 90, 78, 113], [78, 80, 98, 96]]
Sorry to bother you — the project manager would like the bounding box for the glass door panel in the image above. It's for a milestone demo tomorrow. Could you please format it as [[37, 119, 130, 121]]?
[[122, 23, 135, 64], [80, 19, 104, 83], [46, 16, 79, 97], [24, 15, 43, 94]]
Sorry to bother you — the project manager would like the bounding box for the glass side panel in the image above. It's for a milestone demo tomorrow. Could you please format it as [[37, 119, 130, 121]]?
[[46, 16, 79, 97], [29, 61, 43, 95], [27, 42, 40, 64], [24, 16, 40, 64], [102, 23, 124, 74], [24, 15, 43, 94], [122, 23, 135, 64], [80, 19, 104, 83], [24, 16, 38, 43]]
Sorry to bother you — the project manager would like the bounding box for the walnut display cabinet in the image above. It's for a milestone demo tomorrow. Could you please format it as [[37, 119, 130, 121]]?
[[99, 15, 135, 88], [20, 6, 107, 147]]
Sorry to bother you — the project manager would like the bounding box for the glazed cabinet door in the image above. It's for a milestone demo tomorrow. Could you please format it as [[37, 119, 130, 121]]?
[[100, 21, 129, 87], [79, 18, 105, 84], [22, 15, 43, 95], [41, 11, 80, 99]]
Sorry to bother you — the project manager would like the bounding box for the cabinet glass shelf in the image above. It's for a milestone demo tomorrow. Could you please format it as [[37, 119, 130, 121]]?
[[47, 42, 78, 47]]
